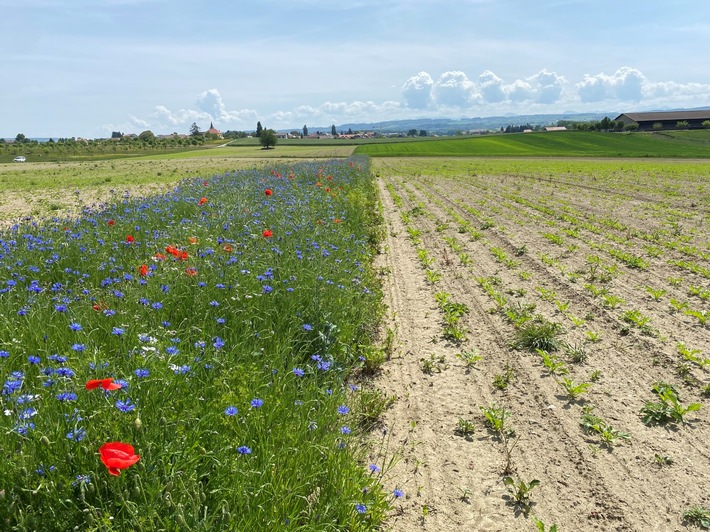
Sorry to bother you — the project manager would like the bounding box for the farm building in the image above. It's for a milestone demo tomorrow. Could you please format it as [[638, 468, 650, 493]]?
[[614, 110, 710, 131]]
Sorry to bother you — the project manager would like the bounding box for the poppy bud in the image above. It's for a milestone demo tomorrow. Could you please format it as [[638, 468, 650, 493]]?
[[41, 435, 51, 446], [134, 417, 142, 430]]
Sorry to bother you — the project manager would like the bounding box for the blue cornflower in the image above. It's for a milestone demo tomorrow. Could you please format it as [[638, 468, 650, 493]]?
[[0, 350, 9, 358], [104, 309, 116, 316], [262, 285, 273, 294], [165, 346, 179, 355], [72, 474, 91, 487], [35, 464, 56, 476], [224, 406, 238, 416], [303, 324, 313, 331], [162, 321, 171, 328], [67, 427, 87, 441], [369, 464, 380, 473], [194, 340, 206, 349], [236, 446, 252, 455], [55, 367, 75, 378], [71, 344, 86, 352], [250, 398, 264, 408], [54, 304, 68, 313], [317, 360, 331, 371], [173, 365, 190, 375], [112, 327, 125, 336], [114, 379, 129, 389], [56, 392, 77, 402], [337, 405, 349, 415], [115, 399, 136, 412], [134, 368, 149, 378], [393, 489, 404, 498], [28, 355, 41, 365], [139, 297, 150, 305], [340, 426, 351, 435], [216, 317, 226, 324], [49, 354, 67, 363], [19, 407, 37, 420], [213, 337, 225, 349], [293, 368, 305, 377], [355, 503, 367, 514], [68, 322, 82, 331], [151, 302, 163, 310], [209, 300, 220, 307]]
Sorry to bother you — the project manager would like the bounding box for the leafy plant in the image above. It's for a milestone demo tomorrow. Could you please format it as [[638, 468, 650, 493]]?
[[602, 293, 625, 309], [514, 317, 564, 352], [585, 330, 602, 343], [564, 342, 588, 364], [493, 365, 515, 390], [537, 349, 568, 376], [454, 418, 476, 437], [532, 516, 558, 532], [558, 377, 591, 401], [502, 476, 539, 515], [580, 408, 630, 446], [645, 285, 667, 301], [480, 403, 512, 436], [640, 383, 702, 425], [425, 269, 442, 284], [420, 354, 448, 374], [456, 348, 483, 369], [682, 506, 710, 529]]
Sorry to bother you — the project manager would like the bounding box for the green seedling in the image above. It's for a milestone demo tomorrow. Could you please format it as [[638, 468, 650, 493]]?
[[454, 418, 476, 437], [502, 476, 539, 515], [536, 349, 568, 376], [580, 408, 630, 446], [640, 383, 701, 425], [558, 377, 591, 401], [480, 404, 512, 436], [493, 365, 515, 390], [456, 348, 483, 369], [585, 330, 602, 343], [682, 506, 710, 529], [645, 286, 667, 301], [514, 318, 564, 352], [425, 269, 442, 284], [564, 342, 588, 363], [532, 517, 559, 532]]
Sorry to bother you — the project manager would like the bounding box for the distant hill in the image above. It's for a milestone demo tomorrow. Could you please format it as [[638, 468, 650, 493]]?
[[295, 112, 613, 136]]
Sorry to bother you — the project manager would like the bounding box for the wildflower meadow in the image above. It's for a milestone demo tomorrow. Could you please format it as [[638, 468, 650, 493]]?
[[0, 157, 398, 530]]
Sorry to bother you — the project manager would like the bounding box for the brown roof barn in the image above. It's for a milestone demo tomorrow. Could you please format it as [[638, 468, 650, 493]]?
[[615, 110, 710, 131]]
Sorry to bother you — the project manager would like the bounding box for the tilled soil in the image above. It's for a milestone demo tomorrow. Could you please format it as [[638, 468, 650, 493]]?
[[373, 160, 709, 532]]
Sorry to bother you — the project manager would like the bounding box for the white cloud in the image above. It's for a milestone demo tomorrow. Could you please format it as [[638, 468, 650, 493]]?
[[402, 72, 434, 109], [478, 70, 506, 103], [577, 67, 646, 102], [433, 71, 477, 107], [528, 69, 567, 104]]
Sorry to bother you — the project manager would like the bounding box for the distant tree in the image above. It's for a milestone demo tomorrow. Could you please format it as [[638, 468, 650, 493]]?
[[347, 128, 353, 135], [256, 121, 263, 137], [613, 121, 625, 132], [419, 130, 428, 137], [138, 130, 155, 142], [111, 131, 123, 139], [407, 129, 418, 137], [624, 124, 639, 132], [331, 124, 337, 136], [600, 116, 612, 131], [259, 129, 277, 149], [676, 120, 689, 129], [303, 124, 308, 137], [15, 133, 27, 143], [652, 122, 663, 131], [702, 120, 710, 129], [190, 122, 201, 136]]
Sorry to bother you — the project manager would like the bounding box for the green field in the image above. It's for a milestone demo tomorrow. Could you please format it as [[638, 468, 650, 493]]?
[[356, 130, 710, 158]]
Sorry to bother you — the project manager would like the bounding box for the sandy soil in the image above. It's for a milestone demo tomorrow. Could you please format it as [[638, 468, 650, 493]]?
[[373, 165, 709, 531]]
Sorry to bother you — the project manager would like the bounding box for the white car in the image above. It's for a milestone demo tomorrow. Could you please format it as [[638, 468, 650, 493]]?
[[13, 156, 26, 162]]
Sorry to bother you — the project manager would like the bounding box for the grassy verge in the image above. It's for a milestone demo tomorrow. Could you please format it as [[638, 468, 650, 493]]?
[[0, 157, 398, 530]]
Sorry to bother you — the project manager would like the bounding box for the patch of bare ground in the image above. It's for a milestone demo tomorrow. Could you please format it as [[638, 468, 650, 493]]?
[[374, 163, 709, 532]]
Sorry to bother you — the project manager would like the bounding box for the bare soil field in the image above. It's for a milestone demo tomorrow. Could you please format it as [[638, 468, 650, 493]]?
[[373, 158, 710, 531]]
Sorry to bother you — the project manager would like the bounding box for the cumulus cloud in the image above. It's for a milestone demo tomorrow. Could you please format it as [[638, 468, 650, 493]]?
[[433, 71, 477, 107], [402, 72, 434, 109], [195, 89, 258, 123], [528, 69, 567, 104], [478, 70, 506, 103], [577, 67, 646, 102]]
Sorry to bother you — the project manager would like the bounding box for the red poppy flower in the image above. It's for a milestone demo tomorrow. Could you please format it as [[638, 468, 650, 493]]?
[[188, 236, 198, 245], [185, 267, 198, 277], [262, 229, 273, 238], [99, 442, 140, 476], [126, 235, 135, 243], [178, 250, 188, 260], [138, 264, 148, 277], [86, 378, 122, 391], [198, 197, 208, 205], [325, 187, 331, 192], [107, 219, 115, 226], [265, 189, 273, 196], [203, 181, 209, 186], [333, 218, 342, 224], [154, 252, 166, 261], [223, 244, 233, 253], [93, 301, 108, 311]]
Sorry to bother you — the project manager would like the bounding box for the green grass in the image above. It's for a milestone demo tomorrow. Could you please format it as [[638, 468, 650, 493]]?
[[356, 130, 710, 158]]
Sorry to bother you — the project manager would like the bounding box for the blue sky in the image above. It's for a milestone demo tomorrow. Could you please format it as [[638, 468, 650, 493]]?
[[2, 0, 710, 137]]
